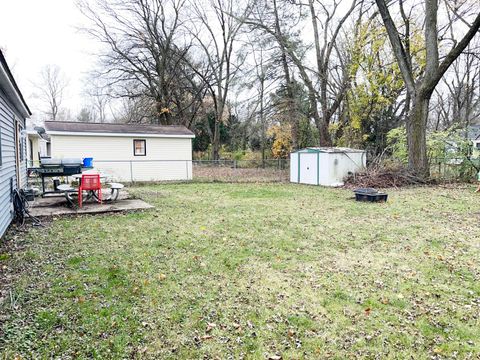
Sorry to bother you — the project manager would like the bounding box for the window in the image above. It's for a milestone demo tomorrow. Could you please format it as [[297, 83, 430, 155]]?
[[133, 139, 146, 156], [476, 142, 480, 150]]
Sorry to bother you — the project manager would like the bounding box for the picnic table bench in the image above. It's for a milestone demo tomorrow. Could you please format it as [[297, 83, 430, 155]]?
[[57, 181, 124, 207]]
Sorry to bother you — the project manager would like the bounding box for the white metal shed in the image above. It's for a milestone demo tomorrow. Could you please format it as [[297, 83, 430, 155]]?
[[290, 147, 366, 186]]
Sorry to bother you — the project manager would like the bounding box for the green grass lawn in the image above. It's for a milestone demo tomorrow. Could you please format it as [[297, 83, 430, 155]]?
[[1, 183, 479, 359]]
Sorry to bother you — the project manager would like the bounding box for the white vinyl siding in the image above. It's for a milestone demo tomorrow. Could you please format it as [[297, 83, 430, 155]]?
[[50, 134, 193, 182]]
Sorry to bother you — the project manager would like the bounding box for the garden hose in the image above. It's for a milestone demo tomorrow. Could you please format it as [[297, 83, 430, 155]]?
[[12, 188, 42, 228]]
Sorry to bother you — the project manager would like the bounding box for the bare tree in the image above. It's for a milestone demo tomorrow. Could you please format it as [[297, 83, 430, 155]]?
[[245, 0, 363, 146], [240, 37, 279, 160], [34, 65, 69, 121], [84, 78, 111, 123], [187, 0, 251, 159], [236, 0, 304, 149], [375, 0, 480, 176], [113, 96, 157, 124], [270, 0, 301, 149], [78, 0, 206, 126], [432, 39, 480, 131]]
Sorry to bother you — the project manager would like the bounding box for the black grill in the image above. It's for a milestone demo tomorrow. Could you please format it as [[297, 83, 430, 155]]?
[[37, 166, 83, 176]]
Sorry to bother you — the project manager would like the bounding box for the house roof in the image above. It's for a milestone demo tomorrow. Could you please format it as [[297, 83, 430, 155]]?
[[44, 121, 195, 138], [293, 147, 365, 154], [0, 50, 31, 118]]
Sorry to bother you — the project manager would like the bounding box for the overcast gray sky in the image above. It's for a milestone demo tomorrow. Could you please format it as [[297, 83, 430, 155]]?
[[0, 0, 98, 118]]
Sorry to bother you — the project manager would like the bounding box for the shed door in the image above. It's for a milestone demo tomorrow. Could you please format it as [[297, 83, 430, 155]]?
[[299, 153, 318, 185]]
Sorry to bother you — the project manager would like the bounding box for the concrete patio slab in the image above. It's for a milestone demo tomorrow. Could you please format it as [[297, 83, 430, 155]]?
[[28, 191, 154, 217]]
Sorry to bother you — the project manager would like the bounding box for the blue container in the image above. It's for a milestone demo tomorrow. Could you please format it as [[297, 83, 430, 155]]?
[[83, 157, 93, 167]]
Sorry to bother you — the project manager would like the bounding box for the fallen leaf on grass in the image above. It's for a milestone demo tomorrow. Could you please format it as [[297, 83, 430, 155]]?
[[406, 271, 416, 278], [364, 307, 371, 316], [206, 323, 216, 333], [158, 274, 167, 281], [200, 335, 213, 341], [268, 355, 282, 360]]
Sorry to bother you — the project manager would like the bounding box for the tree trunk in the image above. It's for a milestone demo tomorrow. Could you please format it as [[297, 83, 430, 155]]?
[[212, 118, 220, 160], [407, 94, 430, 176], [317, 118, 332, 147], [272, 0, 298, 150], [309, 91, 331, 147], [259, 75, 266, 166]]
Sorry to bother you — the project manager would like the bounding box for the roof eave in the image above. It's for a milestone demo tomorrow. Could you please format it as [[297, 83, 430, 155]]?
[[47, 130, 195, 139]]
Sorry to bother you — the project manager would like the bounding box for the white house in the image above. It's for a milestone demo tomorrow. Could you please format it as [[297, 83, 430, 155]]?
[[290, 147, 366, 186], [468, 125, 480, 158], [44, 121, 195, 182], [26, 127, 50, 167]]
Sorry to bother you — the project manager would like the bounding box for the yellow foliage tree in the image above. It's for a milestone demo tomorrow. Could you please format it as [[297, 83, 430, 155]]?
[[268, 124, 293, 159], [337, 19, 426, 152]]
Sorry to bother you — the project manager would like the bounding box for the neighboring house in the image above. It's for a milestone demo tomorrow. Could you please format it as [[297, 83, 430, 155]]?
[[0, 50, 31, 238], [26, 126, 50, 167], [467, 125, 480, 158], [44, 121, 195, 182]]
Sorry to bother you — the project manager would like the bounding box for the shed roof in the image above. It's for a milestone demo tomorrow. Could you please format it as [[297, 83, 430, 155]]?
[[293, 147, 365, 154], [0, 50, 31, 117], [45, 121, 195, 138]]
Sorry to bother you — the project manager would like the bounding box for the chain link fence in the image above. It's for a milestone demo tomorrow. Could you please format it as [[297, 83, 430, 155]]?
[[28, 156, 479, 186], [28, 159, 290, 183], [429, 157, 479, 181], [193, 159, 289, 183]]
